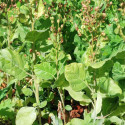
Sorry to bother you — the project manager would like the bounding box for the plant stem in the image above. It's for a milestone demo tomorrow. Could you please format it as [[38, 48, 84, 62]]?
[[29, 5, 42, 125], [55, 31, 66, 124], [34, 78, 42, 125], [58, 88, 66, 124]]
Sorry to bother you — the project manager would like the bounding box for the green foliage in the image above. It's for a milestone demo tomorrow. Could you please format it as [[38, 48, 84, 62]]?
[[34, 62, 56, 80], [16, 107, 37, 125], [65, 63, 87, 91], [0, 49, 27, 80], [0, 0, 125, 124]]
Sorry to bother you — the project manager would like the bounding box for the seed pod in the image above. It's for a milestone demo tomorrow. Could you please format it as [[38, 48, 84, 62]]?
[[0, 86, 3, 90], [114, 18, 118, 22], [36, 52, 40, 56], [61, 24, 63, 29], [24, 54, 27, 57], [95, 6, 99, 11], [29, 49, 32, 53], [61, 37, 63, 43], [1, 83, 6, 88], [101, 32, 106, 36], [58, 27, 61, 32], [57, 19, 60, 23], [48, 37, 51, 40], [102, 13, 106, 17], [110, 2, 112, 5]]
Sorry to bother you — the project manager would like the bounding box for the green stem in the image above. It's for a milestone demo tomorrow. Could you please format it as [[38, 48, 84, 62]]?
[[55, 30, 66, 124], [29, 6, 42, 125], [34, 78, 42, 125]]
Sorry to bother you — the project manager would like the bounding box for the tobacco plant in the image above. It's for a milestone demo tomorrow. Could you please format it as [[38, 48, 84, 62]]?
[[0, 0, 125, 125]]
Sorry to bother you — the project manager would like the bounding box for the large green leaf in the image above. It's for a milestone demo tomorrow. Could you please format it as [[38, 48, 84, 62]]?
[[88, 59, 113, 77], [0, 98, 15, 120], [112, 62, 125, 81], [34, 62, 56, 80], [97, 77, 122, 96], [89, 44, 125, 77], [65, 86, 91, 105], [25, 29, 49, 42], [65, 63, 87, 91], [0, 49, 27, 80], [16, 107, 37, 125]]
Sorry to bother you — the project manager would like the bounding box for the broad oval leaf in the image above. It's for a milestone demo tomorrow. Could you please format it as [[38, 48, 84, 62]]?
[[16, 107, 37, 125], [0, 49, 27, 80], [65, 63, 87, 91], [34, 62, 56, 80]]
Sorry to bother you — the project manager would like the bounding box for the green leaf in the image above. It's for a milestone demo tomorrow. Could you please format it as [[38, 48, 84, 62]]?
[[22, 88, 33, 97], [66, 118, 85, 125], [34, 62, 56, 80], [108, 116, 125, 125], [95, 92, 102, 115], [25, 29, 49, 42], [110, 105, 125, 116], [0, 84, 12, 100], [12, 22, 29, 41], [65, 105, 72, 111], [53, 73, 69, 88], [39, 101, 47, 108], [112, 62, 125, 81], [47, 92, 54, 102], [65, 63, 87, 91], [38, 0, 45, 18], [65, 86, 91, 105], [88, 59, 113, 77], [97, 77, 122, 96], [0, 49, 27, 80], [16, 107, 37, 125], [0, 98, 15, 120]]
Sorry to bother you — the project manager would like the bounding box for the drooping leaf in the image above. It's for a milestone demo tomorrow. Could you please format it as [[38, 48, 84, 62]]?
[[34, 62, 56, 80], [16, 107, 37, 125], [65, 86, 91, 105], [65, 63, 87, 91]]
